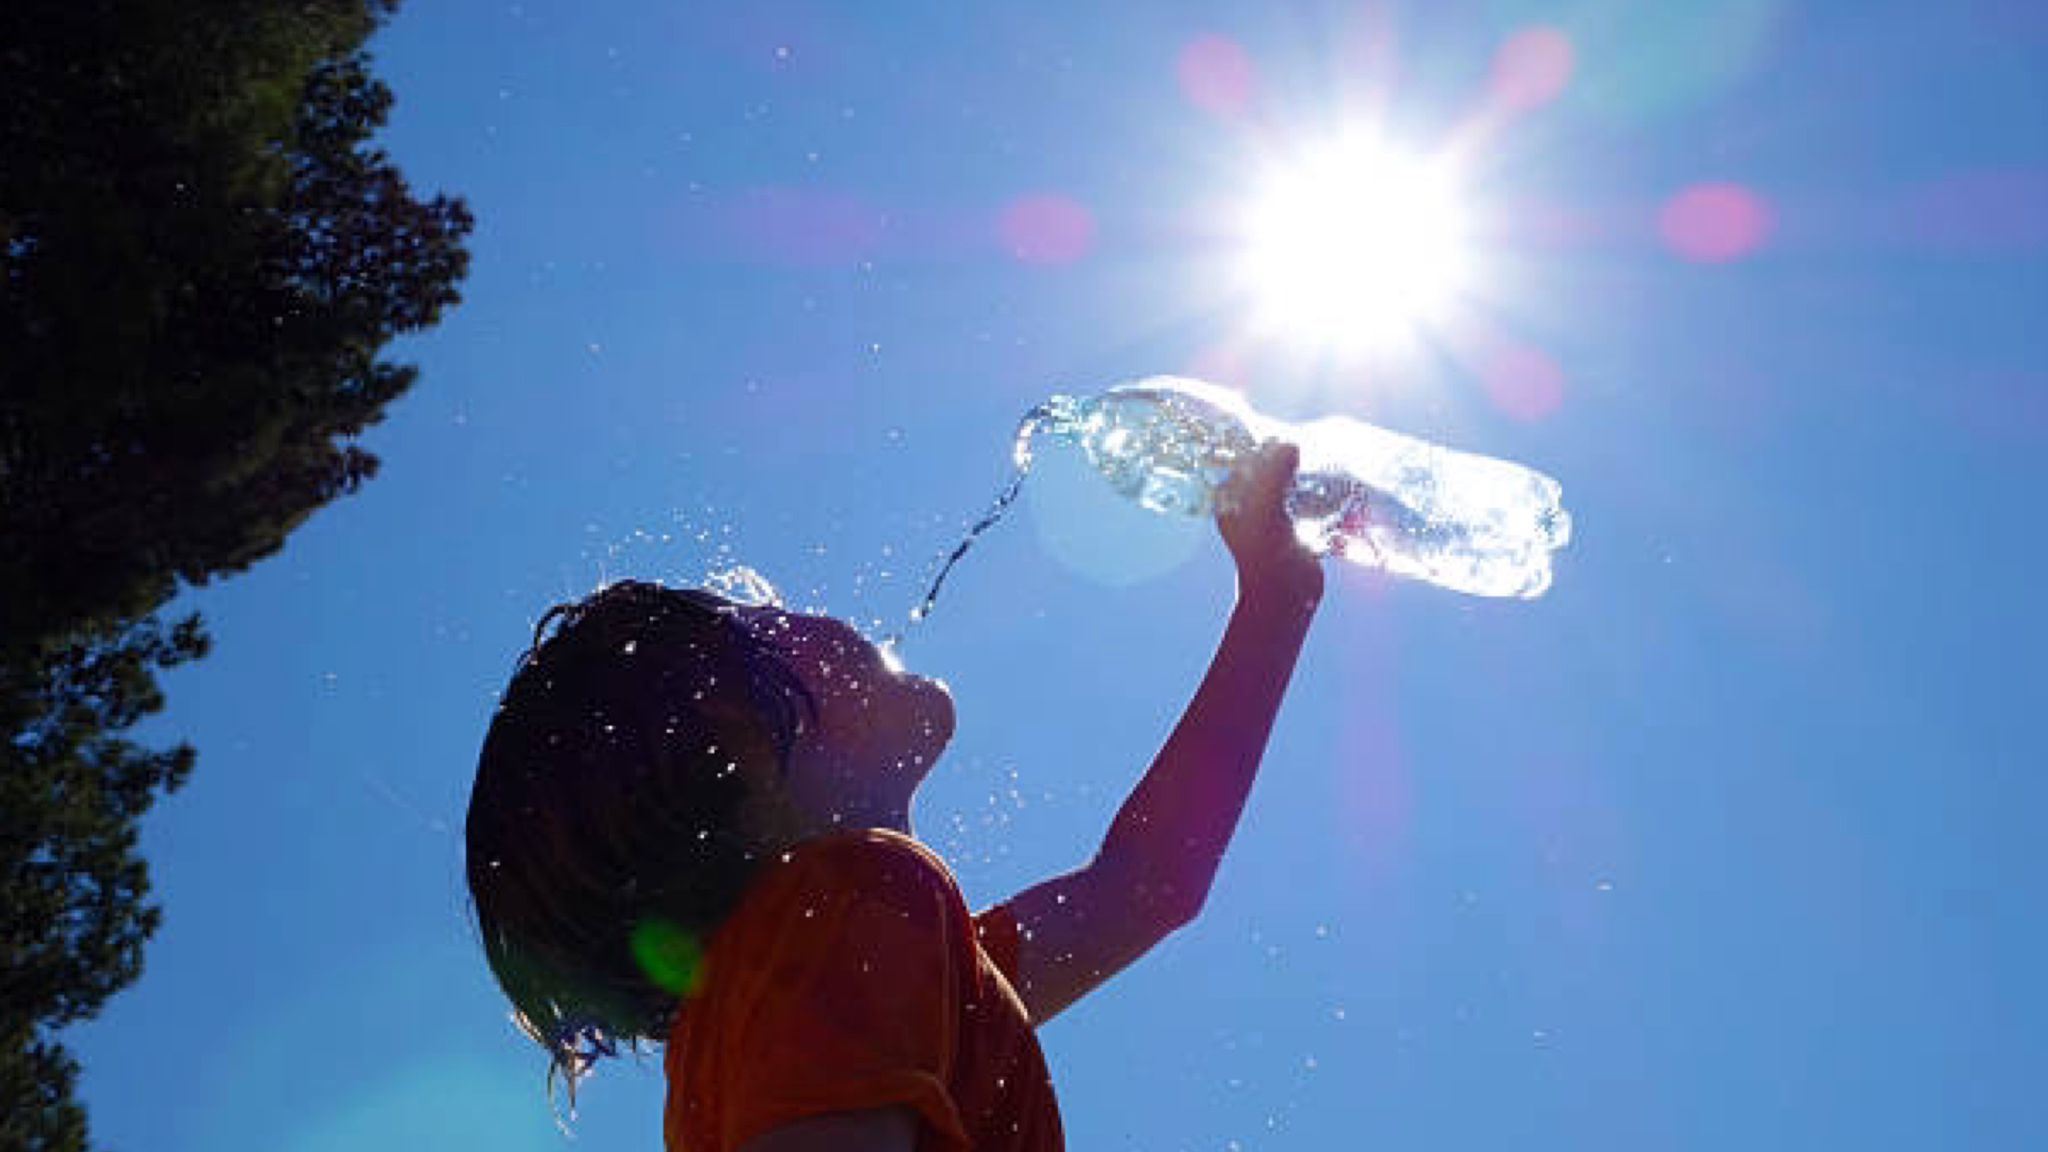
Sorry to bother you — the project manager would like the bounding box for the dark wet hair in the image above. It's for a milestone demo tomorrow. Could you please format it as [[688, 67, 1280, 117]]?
[[464, 580, 815, 1107]]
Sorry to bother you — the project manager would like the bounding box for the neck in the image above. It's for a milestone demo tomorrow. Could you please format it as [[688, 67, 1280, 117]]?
[[797, 803, 911, 840]]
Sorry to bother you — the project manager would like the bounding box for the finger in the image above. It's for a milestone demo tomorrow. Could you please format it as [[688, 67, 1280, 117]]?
[[1264, 442, 1300, 491], [1246, 441, 1297, 510]]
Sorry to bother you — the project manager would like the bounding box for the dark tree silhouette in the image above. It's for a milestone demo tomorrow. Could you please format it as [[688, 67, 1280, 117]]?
[[0, 2, 472, 1146]]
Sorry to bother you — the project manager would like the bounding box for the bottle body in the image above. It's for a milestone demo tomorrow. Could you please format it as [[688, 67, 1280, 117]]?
[[1033, 376, 1571, 599]]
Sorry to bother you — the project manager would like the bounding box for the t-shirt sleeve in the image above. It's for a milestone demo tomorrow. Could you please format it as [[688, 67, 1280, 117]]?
[[720, 842, 973, 1152], [973, 902, 1024, 989]]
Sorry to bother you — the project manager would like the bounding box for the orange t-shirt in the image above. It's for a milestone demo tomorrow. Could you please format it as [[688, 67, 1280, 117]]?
[[663, 829, 1063, 1152]]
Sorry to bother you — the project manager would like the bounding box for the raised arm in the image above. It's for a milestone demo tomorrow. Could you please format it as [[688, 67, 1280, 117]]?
[[1001, 443, 1324, 1024]]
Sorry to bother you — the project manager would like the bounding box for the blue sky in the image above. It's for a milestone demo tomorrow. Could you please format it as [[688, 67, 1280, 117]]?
[[75, 1, 2047, 1149]]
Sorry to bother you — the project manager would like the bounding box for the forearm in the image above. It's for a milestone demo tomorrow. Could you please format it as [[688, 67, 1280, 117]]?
[[1095, 575, 1319, 925], [996, 446, 1318, 1024]]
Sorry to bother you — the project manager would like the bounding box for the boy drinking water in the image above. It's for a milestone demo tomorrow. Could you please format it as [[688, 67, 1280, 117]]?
[[466, 443, 1323, 1151]]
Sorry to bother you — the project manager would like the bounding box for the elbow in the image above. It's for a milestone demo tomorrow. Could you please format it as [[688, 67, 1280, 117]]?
[[1094, 847, 1209, 934]]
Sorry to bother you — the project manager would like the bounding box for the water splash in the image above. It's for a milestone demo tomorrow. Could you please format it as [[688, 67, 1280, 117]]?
[[704, 564, 784, 608], [887, 398, 1080, 649]]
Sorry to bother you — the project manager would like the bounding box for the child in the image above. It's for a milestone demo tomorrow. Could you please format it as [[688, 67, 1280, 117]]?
[[466, 443, 1323, 1151]]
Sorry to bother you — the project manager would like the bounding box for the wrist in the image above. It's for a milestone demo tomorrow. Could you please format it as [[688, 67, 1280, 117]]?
[[1235, 556, 1324, 618]]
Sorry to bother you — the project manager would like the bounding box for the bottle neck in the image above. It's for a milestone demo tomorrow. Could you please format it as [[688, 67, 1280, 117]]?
[[1012, 394, 1087, 469]]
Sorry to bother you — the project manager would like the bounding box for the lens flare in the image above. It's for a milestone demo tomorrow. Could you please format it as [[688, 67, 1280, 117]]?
[[1659, 182, 1772, 263], [1491, 26, 1576, 112], [630, 918, 705, 996], [999, 193, 1097, 266], [1178, 34, 1256, 118]]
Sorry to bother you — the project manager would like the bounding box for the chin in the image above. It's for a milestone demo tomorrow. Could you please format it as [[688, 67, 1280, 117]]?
[[848, 675, 954, 790]]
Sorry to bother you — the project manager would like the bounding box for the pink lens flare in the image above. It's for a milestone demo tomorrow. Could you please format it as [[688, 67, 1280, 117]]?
[[1659, 182, 1773, 264], [1491, 26, 1575, 112], [1177, 34, 1256, 118], [998, 194, 1097, 266], [1482, 343, 1567, 422]]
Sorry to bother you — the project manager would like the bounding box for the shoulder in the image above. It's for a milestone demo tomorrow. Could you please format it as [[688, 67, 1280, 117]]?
[[772, 829, 967, 921], [704, 830, 972, 977], [728, 831, 979, 998], [711, 830, 965, 957]]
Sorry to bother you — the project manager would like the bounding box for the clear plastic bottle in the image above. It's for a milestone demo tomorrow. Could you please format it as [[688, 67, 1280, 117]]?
[[1025, 375, 1572, 598]]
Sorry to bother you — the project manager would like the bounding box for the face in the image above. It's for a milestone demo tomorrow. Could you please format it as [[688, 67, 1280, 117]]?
[[736, 607, 954, 836]]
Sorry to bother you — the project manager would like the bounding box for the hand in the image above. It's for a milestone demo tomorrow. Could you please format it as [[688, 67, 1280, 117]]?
[[1216, 441, 1324, 606]]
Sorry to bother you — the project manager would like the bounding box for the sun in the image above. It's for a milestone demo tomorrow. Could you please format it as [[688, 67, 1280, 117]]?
[[1234, 134, 1474, 356]]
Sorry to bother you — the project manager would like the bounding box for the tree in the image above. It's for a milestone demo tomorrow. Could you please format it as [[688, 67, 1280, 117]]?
[[0, 2, 472, 1146]]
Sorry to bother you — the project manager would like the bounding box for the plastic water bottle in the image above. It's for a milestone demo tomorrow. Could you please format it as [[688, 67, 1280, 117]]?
[[1025, 375, 1572, 598]]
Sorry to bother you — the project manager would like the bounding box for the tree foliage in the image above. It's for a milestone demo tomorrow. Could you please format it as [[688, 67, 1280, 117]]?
[[0, 2, 472, 1146]]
